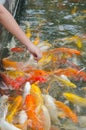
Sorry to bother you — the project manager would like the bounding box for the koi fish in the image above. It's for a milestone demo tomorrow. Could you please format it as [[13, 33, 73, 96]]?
[[47, 47, 81, 56], [2, 56, 35, 71], [25, 28, 32, 38], [41, 105, 51, 130], [53, 67, 86, 81], [23, 82, 31, 102], [63, 36, 82, 48], [37, 40, 52, 52], [0, 96, 21, 130], [24, 94, 44, 130], [63, 92, 86, 107], [26, 69, 48, 83], [30, 83, 44, 113], [3, 70, 25, 78], [0, 118, 21, 130], [25, 69, 48, 76], [43, 94, 60, 125], [0, 72, 26, 89], [74, 15, 86, 22], [2, 58, 19, 70], [6, 95, 22, 123], [18, 110, 28, 124], [71, 6, 77, 15], [38, 54, 52, 67], [55, 100, 78, 123], [33, 36, 40, 45], [56, 76, 77, 88], [11, 47, 24, 52]]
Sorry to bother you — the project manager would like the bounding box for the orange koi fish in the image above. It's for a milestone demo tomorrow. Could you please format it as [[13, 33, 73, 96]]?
[[24, 94, 44, 130], [11, 47, 24, 52], [2, 58, 20, 70], [6, 96, 22, 123], [53, 67, 86, 81], [26, 69, 48, 83], [46, 47, 81, 56], [0, 72, 26, 89], [55, 100, 78, 123]]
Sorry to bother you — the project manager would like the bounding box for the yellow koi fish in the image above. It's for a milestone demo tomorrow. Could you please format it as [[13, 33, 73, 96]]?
[[57, 76, 77, 88], [71, 6, 77, 15], [63, 36, 82, 48], [33, 36, 40, 45], [63, 92, 86, 107], [30, 83, 44, 112], [6, 96, 22, 123]]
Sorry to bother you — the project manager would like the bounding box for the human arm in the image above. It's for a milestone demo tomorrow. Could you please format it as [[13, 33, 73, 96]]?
[[0, 4, 42, 61]]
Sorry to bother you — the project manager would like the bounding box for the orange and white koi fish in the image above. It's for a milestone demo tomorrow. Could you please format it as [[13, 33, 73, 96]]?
[[23, 82, 51, 130], [43, 94, 60, 125], [24, 94, 44, 130], [55, 100, 78, 123], [63, 92, 86, 107], [6, 96, 22, 123]]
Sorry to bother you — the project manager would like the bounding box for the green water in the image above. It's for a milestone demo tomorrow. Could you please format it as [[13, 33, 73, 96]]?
[[17, 1, 86, 129], [19, 0, 86, 41], [18, 0, 86, 67]]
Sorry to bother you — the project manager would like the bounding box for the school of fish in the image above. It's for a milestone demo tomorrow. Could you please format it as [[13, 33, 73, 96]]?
[[0, 1, 86, 129]]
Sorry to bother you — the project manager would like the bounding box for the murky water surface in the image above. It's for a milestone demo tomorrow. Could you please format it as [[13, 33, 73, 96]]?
[[18, 1, 86, 129], [18, 0, 86, 65], [0, 0, 86, 130]]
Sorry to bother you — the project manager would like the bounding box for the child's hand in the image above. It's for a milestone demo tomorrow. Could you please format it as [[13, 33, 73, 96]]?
[[27, 43, 42, 61]]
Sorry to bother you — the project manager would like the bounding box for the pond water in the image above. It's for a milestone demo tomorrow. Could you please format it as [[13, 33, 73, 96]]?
[[0, 0, 86, 130], [18, 0, 86, 66], [17, 0, 86, 129]]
